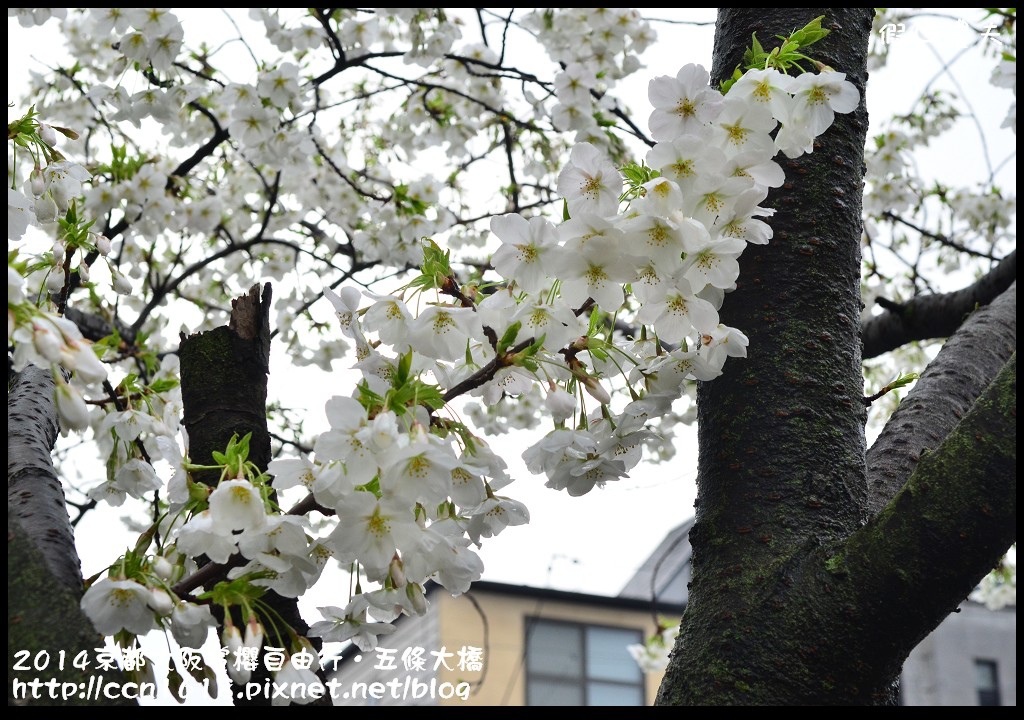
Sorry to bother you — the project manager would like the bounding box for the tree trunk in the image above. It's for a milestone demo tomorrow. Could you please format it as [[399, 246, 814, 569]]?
[[656, 7, 1015, 705], [178, 283, 329, 706], [8, 366, 135, 705], [8, 366, 83, 592]]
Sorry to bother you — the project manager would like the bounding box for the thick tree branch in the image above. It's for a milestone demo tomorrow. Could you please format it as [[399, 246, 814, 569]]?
[[862, 250, 1016, 358], [7, 366, 83, 592], [866, 282, 1016, 514], [63, 306, 136, 344], [831, 352, 1015, 686]]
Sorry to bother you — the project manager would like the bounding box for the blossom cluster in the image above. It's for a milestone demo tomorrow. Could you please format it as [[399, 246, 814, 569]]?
[[60, 59, 861, 679]]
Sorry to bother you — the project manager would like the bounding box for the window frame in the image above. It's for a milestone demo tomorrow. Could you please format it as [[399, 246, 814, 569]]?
[[974, 658, 1001, 707], [524, 616, 645, 706]]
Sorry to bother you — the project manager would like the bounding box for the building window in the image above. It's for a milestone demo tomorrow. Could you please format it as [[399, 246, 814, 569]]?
[[525, 618, 644, 706], [974, 659, 1001, 706]]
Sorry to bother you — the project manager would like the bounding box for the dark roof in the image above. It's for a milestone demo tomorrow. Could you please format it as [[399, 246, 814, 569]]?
[[463, 579, 685, 615], [617, 518, 694, 605]]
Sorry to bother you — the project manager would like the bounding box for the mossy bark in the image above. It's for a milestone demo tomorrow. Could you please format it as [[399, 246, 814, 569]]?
[[179, 283, 274, 485], [656, 9, 1016, 705], [8, 509, 135, 706], [866, 282, 1016, 514]]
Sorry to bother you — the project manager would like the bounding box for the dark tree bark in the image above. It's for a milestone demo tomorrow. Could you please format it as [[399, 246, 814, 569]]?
[[179, 283, 274, 488], [178, 283, 330, 706], [656, 8, 1016, 705], [861, 250, 1016, 359]]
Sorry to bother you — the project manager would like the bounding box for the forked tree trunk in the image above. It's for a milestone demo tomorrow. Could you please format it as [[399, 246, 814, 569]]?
[[656, 8, 1016, 705]]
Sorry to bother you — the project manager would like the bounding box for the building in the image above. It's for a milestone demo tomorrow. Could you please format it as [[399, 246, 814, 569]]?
[[327, 579, 683, 705], [329, 519, 1015, 706], [899, 601, 1016, 706]]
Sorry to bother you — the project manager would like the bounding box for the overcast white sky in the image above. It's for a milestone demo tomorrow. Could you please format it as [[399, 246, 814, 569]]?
[[7, 8, 1016, 704]]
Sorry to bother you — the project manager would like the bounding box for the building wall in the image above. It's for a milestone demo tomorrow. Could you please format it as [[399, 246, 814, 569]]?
[[901, 602, 1016, 706], [434, 588, 669, 706]]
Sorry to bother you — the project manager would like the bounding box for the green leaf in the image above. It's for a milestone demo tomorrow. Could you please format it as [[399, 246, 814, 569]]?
[[148, 378, 180, 394], [497, 321, 522, 354], [200, 576, 269, 606], [396, 350, 413, 386]]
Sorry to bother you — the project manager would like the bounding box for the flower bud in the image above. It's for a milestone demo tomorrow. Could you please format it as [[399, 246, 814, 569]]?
[[32, 321, 63, 362], [545, 385, 577, 422], [55, 380, 91, 431], [407, 582, 428, 615], [222, 622, 242, 654], [389, 555, 406, 588], [111, 268, 133, 295], [147, 588, 175, 616], [244, 615, 265, 650], [30, 169, 46, 196], [34, 192, 59, 223], [222, 623, 252, 684], [151, 555, 175, 581], [95, 234, 112, 255], [39, 123, 57, 147], [582, 375, 611, 405], [45, 269, 65, 294]]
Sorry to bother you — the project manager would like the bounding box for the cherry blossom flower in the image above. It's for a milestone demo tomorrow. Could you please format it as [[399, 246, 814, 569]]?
[[727, 67, 795, 120], [209, 479, 267, 533], [309, 597, 397, 652], [329, 492, 422, 580], [636, 282, 720, 344], [788, 70, 860, 137], [710, 96, 777, 158], [700, 323, 750, 367], [323, 286, 363, 337], [680, 236, 747, 293], [414, 519, 485, 594], [490, 213, 559, 293], [555, 236, 632, 311], [648, 63, 724, 141], [175, 510, 239, 564], [170, 601, 217, 648], [556, 142, 623, 217], [81, 578, 157, 635], [112, 458, 162, 499], [8, 189, 32, 240], [511, 296, 582, 353], [42, 161, 92, 212], [379, 432, 459, 505], [647, 137, 726, 196], [409, 305, 482, 362]]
